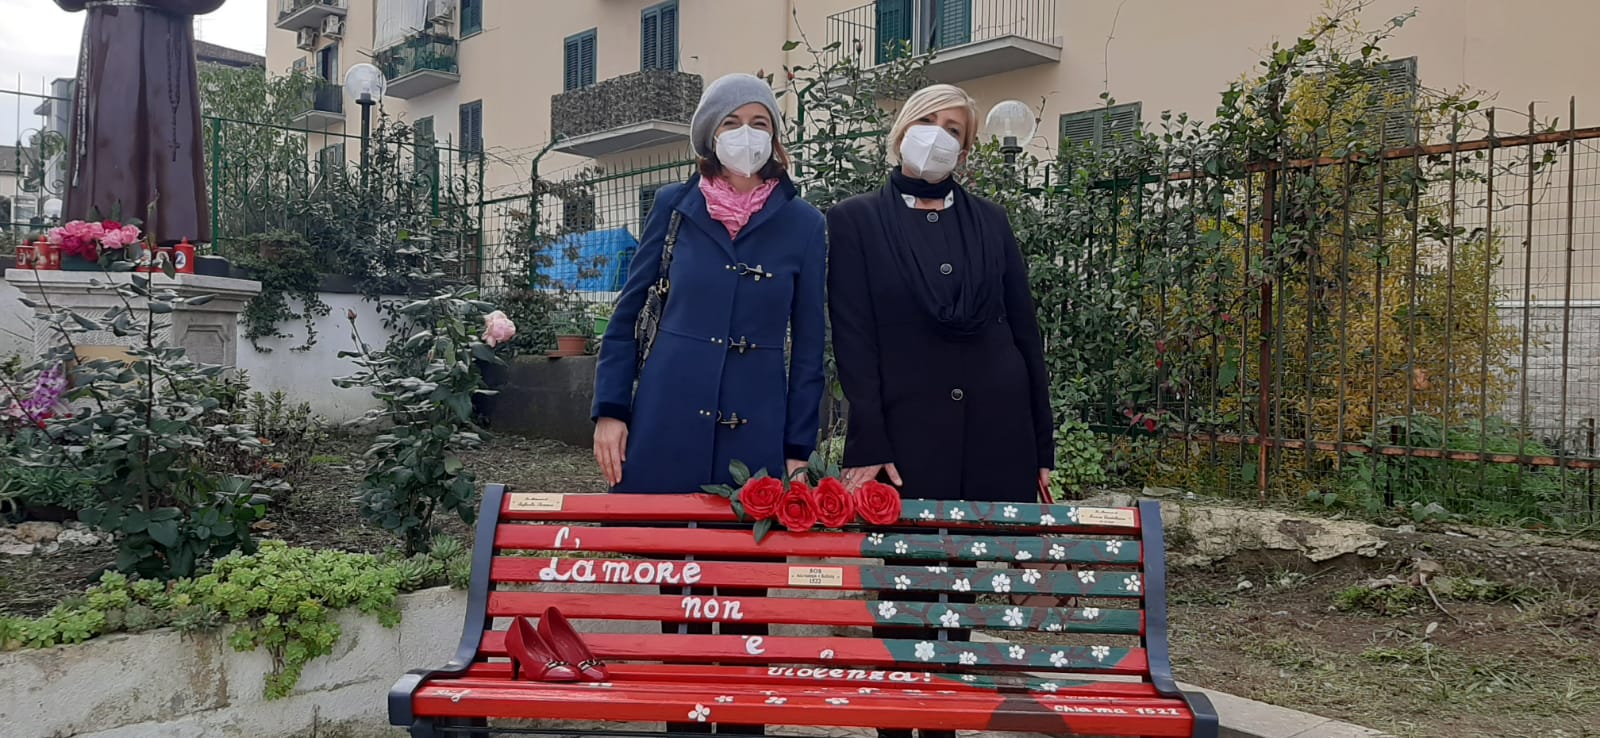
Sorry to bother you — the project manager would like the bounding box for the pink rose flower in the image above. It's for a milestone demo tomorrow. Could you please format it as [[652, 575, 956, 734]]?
[[119, 225, 142, 245], [481, 310, 517, 347]]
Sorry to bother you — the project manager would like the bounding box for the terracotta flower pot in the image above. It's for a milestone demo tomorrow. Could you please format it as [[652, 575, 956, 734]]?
[[550, 334, 588, 357]]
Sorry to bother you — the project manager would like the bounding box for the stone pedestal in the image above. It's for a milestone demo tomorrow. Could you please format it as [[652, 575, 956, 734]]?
[[3, 269, 261, 368]]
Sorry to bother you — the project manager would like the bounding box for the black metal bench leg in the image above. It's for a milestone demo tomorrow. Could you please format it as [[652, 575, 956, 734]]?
[[408, 719, 440, 738], [420, 717, 488, 738]]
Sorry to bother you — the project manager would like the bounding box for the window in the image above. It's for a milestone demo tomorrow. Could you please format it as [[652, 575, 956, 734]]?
[[639, 183, 664, 225], [1365, 57, 1418, 149], [292, 57, 308, 73], [460, 0, 482, 36], [458, 101, 483, 159], [564, 193, 596, 232], [640, 1, 678, 72], [1059, 102, 1142, 149], [874, 0, 968, 64], [414, 116, 438, 182], [564, 29, 597, 91], [317, 45, 338, 82], [318, 143, 346, 175]]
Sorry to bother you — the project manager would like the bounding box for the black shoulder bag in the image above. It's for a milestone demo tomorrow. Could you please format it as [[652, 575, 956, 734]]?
[[633, 210, 682, 371]]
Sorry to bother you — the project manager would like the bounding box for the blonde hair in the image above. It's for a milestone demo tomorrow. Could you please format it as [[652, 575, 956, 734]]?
[[887, 84, 980, 165]]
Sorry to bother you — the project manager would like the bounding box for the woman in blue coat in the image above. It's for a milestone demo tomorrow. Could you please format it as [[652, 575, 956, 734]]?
[[593, 73, 826, 493]]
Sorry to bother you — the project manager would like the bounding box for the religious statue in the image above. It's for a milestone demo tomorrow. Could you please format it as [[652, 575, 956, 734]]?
[[55, 0, 226, 245]]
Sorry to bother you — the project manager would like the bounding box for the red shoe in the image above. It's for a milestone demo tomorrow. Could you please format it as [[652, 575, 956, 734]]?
[[505, 616, 577, 681], [539, 607, 609, 681]]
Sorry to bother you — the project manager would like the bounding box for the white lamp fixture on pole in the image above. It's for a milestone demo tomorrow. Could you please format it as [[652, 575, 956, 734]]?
[[984, 100, 1037, 165], [344, 63, 388, 184]]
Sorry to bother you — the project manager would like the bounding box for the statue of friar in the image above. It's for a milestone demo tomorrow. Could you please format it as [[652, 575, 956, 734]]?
[[55, 0, 226, 245]]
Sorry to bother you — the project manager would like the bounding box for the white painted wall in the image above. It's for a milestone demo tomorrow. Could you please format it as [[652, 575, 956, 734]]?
[[235, 290, 399, 422], [0, 277, 30, 359]]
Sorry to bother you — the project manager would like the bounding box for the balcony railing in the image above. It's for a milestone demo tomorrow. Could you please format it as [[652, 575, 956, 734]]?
[[825, 0, 1060, 82], [551, 70, 703, 157], [290, 82, 344, 129], [375, 33, 460, 99], [276, 0, 347, 32]]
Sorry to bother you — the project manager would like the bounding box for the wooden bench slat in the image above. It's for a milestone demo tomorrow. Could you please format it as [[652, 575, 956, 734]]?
[[495, 525, 1144, 567], [493, 556, 1143, 598], [486, 591, 1144, 634], [412, 680, 1194, 736], [475, 631, 1148, 674], [500, 492, 1144, 534], [452, 663, 1165, 698]]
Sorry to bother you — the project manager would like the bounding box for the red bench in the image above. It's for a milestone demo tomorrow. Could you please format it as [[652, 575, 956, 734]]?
[[389, 484, 1218, 737]]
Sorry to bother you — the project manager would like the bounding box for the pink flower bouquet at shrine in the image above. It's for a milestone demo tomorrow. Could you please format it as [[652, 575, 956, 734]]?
[[46, 219, 143, 261]]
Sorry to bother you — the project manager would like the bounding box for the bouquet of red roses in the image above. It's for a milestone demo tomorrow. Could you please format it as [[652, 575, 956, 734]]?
[[704, 454, 902, 543]]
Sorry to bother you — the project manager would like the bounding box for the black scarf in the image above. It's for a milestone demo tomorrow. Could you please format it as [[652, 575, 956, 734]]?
[[878, 168, 1004, 338]]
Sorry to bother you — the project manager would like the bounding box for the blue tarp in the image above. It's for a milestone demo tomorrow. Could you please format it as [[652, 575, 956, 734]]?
[[537, 227, 638, 292]]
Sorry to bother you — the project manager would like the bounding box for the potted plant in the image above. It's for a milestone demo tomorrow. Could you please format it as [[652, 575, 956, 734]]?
[[551, 306, 589, 357], [46, 219, 143, 270]]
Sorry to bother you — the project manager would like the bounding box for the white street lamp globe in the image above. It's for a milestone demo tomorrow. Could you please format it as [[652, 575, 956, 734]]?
[[984, 100, 1037, 147], [344, 63, 387, 103], [43, 198, 62, 218]]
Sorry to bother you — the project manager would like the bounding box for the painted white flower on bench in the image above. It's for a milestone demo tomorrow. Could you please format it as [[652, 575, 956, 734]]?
[[689, 704, 711, 722], [765, 696, 787, 705], [1049, 544, 1066, 560], [1008, 645, 1028, 661], [940, 610, 962, 628], [952, 577, 972, 592], [919, 509, 937, 520], [925, 563, 948, 573], [1045, 623, 1063, 632], [877, 601, 898, 619], [1040, 513, 1057, 526], [1003, 607, 1026, 627], [1039, 681, 1059, 692], [869, 533, 886, 544], [969, 541, 987, 555], [1091, 645, 1112, 661], [1077, 570, 1096, 584], [915, 641, 937, 661], [826, 697, 850, 705], [1049, 650, 1070, 668], [1066, 508, 1081, 523], [894, 575, 912, 590], [1015, 549, 1033, 561], [1123, 574, 1142, 592], [1105, 540, 1123, 555], [1021, 569, 1042, 584], [1082, 607, 1101, 619], [959, 651, 979, 665], [716, 696, 736, 703], [961, 674, 978, 682], [991, 573, 1013, 592], [950, 508, 967, 520], [1002, 505, 1019, 519], [895, 540, 909, 555]]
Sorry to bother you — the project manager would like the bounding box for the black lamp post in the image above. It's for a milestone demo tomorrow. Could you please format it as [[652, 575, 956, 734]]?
[[985, 100, 1038, 172], [343, 63, 387, 189]]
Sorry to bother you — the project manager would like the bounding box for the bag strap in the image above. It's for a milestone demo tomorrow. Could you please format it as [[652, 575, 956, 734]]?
[[653, 211, 682, 291]]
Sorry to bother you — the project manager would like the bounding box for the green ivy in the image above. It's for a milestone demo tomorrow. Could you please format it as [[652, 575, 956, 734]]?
[[0, 539, 469, 699]]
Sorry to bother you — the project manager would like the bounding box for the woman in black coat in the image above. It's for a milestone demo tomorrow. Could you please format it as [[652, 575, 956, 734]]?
[[828, 83, 1053, 504]]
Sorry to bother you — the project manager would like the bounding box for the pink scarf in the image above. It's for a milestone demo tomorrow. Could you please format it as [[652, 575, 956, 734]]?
[[699, 176, 779, 239]]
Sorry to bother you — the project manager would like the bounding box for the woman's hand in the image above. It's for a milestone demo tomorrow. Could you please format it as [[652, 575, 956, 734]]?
[[1038, 468, 1054, 504], [593, 418, 629, 486], [786, 459, 808, 480], [843, 463, 902, 490]]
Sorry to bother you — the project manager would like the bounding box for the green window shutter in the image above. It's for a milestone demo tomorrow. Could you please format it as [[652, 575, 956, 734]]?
[[659, 2, 678, 71], [1368, 56, 1418, 148], [640, 183, 663, 224], [1103, 102, 1141, 145], [458, 101, 483, 158], [1060, 102, 1142, 149], [414, 117, 437, 182], [580, 31, 597, 86], [640, 7, 660, 70], [564, 30, 596, 90], [461, 0, 481, 36], [875, 0, 912, 65], [563, 35, 580, 90], [1059, 109, 1100, 148], [935, 0, 970, 48]]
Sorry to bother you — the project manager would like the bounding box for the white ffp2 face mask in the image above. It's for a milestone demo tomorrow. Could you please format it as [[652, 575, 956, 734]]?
[[715, 125, 774, 177], [899, 124, 962, 182]]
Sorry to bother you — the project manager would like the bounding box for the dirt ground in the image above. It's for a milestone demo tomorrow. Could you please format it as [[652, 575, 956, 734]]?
[[2, 433, 1596, 737]]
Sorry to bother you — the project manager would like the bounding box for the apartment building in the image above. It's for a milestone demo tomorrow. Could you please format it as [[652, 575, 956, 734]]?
[[264, 0, 1600, 292]]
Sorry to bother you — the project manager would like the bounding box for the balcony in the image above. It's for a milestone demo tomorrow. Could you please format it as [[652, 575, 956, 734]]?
[[276, 0, 347, 32], [826, 0, 1061, 83], [289, 83, 344, 129], [551, 70, 703, 158], [375, 33, 460, 99]]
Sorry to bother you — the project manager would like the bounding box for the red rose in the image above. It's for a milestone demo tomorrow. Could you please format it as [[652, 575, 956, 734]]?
[[813, 478, 856, 529], [775, 482, 820, 532], [738, 476, 786, 520], [1144, 417, 1157, 432], [101, 220, 122, 231], [855, 482, 902, 526]]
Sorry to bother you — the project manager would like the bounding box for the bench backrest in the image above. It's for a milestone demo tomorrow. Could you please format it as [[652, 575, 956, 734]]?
[[445, 485, 1180, 692]]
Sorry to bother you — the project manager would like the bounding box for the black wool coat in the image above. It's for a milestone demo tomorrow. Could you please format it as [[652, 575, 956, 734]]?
[[826, 187, 1054, 502]]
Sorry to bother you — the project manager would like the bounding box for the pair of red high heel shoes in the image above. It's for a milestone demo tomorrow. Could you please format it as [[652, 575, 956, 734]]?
[[504, 607, 608, 682]]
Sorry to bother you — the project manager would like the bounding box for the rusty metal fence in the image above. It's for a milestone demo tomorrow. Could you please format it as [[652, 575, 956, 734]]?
[[1052, 106, 1600, 528]]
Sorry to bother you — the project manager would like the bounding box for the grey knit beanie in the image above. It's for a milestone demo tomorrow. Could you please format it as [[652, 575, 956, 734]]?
[[689, 73, 782, 159]]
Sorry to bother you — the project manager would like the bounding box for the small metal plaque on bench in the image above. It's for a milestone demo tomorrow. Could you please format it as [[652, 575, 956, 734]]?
[[507, 493, 566, 512], [787, 566, 844, 587], [1076, 507, 1137, 527]]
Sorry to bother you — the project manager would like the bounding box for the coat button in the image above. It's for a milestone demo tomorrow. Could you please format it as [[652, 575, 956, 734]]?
[[950, 388, 965, 401], [939, 263, 953, 275]]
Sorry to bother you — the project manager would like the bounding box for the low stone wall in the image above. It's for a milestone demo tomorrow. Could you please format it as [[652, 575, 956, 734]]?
[[0, 587, 464, 738]]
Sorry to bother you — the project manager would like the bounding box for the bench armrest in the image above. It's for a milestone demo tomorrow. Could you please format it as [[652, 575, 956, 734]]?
[[1138, 499, 1220, 738]]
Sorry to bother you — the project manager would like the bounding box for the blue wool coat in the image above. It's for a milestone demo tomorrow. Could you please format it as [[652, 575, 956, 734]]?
[[593, 175, 827, 493]]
